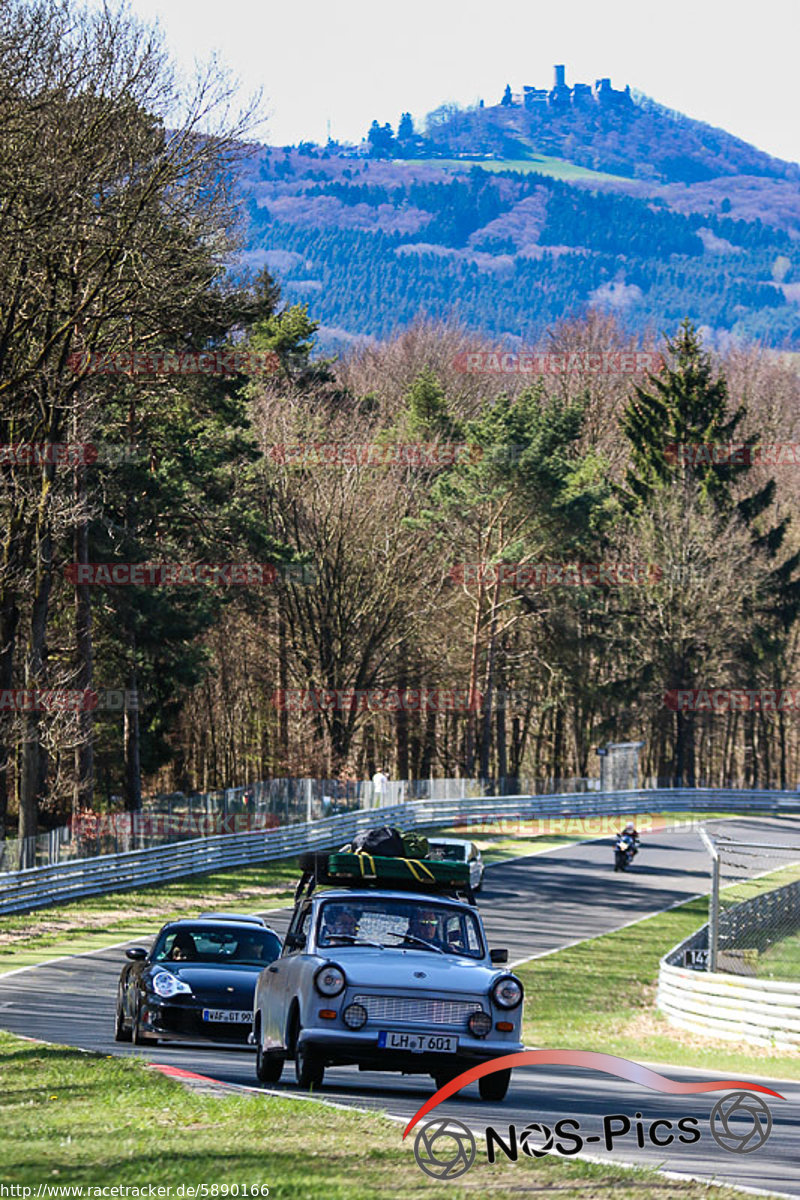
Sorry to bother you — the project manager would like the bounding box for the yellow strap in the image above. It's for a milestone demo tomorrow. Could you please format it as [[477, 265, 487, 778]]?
[[406, 858, 435, 881], [354, 851, 377, 878]]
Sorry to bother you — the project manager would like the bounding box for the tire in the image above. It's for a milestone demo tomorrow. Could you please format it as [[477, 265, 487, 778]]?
[[433, 1065, 466, 1092], [255, 1022, 284, 1084], [614, 850, 626, 871], [294, 1033, 324, 1089], [114, 993, 132, 1043], [131, 1000, 151, 1046], [478, 1068, 511, 1102]]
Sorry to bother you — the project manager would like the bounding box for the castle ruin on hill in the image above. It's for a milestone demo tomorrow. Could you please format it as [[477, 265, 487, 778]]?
[[508, 65, 632, 110]]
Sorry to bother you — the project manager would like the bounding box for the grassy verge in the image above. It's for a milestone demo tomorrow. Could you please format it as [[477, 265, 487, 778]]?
[[517, 866, 800, 1078], [0, 1030, 744, 1198], [0, 862, 300, 972], [758, 928, 800, 979]]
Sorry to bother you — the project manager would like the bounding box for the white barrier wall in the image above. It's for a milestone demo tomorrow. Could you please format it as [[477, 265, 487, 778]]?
[[657, 961, 800, 1050]]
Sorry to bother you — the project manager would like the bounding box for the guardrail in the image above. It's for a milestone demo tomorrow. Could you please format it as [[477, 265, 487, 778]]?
[[2, 786, 799, 915], [657, 958, 800, 1050], [657, 878, 800, 1049]]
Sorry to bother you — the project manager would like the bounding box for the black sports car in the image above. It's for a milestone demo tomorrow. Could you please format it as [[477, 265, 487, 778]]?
[[115, 917, 281, 1046]]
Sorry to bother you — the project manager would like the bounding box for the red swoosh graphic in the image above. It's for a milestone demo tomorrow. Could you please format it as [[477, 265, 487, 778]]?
[[402, 1049, 785, 1138]]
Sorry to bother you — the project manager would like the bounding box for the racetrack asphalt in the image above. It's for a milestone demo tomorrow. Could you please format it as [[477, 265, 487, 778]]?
[[1, 817, 798, 1195]]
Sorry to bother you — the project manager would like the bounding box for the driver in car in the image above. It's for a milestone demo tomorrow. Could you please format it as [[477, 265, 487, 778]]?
[[404, 908, 444, 949], [235, 934, 265, 961], [322, 906, 359, 943]]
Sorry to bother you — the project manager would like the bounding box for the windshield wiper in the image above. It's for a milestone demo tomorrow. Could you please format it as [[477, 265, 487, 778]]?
[[321, 934, 383, 948], [384, 932, 445, 954]]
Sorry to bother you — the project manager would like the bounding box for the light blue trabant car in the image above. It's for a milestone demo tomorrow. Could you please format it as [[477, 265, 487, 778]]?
[[253, 882, 524, 1100]]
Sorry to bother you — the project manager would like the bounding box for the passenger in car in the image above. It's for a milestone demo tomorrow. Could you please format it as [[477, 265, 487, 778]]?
[[169, 931, 197, 961]]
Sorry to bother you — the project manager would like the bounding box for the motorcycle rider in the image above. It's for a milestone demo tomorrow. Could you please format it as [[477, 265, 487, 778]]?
[[621, 821, 640, 857]]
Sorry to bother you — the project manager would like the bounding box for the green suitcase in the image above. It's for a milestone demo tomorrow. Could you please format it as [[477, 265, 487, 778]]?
[[326, 851, 470, 888]]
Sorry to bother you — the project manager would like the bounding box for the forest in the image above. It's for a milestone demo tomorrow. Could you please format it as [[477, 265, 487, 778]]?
[[4, 1, 800, 864], [244, 158, 800, 349]]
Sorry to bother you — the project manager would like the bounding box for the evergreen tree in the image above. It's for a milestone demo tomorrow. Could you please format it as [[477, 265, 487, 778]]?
[[501, 84, 513, 106], [620, 320, 800, 784]]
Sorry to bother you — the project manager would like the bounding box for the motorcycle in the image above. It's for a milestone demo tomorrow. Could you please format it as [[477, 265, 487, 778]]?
[[614, 832, 638, 871]]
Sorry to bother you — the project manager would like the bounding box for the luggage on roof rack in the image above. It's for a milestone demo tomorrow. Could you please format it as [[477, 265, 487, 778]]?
[[295, 850, 473, 902]]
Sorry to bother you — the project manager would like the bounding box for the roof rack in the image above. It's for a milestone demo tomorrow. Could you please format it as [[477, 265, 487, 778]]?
[[295, 851, 475, 906]]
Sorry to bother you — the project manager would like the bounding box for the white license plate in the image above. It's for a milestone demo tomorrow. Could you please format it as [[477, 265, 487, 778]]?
[[378, 1031, 458, 1053], [202, 1008, 252, 1024]]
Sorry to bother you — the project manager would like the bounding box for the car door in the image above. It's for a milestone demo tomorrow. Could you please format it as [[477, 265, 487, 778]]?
[[262, 903, 311, 1050], [468, 843, 483, 889]]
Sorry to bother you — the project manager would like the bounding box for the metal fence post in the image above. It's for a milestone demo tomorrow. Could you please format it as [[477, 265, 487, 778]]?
[[699, 825, 719, 972]]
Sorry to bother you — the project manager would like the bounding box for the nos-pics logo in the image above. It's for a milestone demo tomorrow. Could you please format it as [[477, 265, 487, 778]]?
[[405, 1050, 782, 1181]]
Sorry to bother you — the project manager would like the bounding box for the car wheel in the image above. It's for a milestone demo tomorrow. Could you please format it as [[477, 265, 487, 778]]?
[[478, 1068, 511, 1102], [114, 993, 132, 1043], [132, 1001, 151, 1046], [294, 1033, 324, 1090], [255, 1024, 284, 1084], [433, 1065, 466, 1092]]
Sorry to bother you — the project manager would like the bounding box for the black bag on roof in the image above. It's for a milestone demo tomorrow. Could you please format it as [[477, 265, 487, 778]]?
[[349, 825, 405, 858]]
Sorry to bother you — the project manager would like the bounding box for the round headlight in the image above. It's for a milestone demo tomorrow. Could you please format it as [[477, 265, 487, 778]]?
[[314, 963, 345, 997], [151, 971, 192, 999], [491, 975, 523, 1010], [343, 1003, 368, 1029], [468, 1011, 492, 1038]]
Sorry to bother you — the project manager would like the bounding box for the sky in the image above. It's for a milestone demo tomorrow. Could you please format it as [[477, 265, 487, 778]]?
[[111, 0, 800, 164]]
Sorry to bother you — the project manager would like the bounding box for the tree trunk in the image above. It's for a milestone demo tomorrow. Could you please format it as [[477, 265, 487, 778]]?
[[394, 653, 409, 779], [73, 451, 94, 814], [124, 665, 142, 811], [19, 482, 55, 862], [0, 586, 19, 836]]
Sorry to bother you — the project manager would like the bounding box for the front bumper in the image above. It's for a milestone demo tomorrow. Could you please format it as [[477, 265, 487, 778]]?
[[297, 1026, 523, 1072], [140, 998, 254, 1046]]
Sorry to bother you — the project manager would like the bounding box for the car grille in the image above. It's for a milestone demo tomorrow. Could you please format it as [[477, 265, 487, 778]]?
[[352, 994, 483, 1027]]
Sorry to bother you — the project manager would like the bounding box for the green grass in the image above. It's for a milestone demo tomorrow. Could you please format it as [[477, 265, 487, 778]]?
[[0, 1030, 746, 1198], [517, 864, 800, 1078], [0, 861, 300, 973], [403, 155, 627, 183], [758, 928, 800, 979]]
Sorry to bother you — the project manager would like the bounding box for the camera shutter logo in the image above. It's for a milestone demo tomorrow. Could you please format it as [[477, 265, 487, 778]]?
[[414, 1118, 476, 1179], [710, 1091, 772, 1154], [520, 1122, 555, 1157]]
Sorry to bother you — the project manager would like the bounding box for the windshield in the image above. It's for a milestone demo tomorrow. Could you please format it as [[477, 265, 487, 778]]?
[[152, 924, 281, 965], [429, 842, 467, 862], [316, 899, 484, 958]]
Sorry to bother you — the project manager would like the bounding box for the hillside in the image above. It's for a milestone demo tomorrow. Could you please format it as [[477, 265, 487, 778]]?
[[238, 80, 800, 352]]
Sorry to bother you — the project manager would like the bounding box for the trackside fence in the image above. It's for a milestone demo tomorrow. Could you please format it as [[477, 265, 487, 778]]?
[[657, 880, 800, 1048], [1, 787, 799, 915]]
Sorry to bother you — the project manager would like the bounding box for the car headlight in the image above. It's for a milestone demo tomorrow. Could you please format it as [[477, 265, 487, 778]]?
[[491, 975, 523, 1010], [151, 971, 193, 999], [314, 963, 346, 997]]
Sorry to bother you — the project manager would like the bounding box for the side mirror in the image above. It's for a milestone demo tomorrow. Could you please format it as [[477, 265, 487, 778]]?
[[490, 948, 508, 964], [285, 932, 306, 952], [125, 947, 148, 961]]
